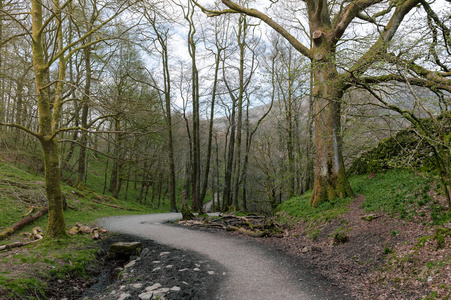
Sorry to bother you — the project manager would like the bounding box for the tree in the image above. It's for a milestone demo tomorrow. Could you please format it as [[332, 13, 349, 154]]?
[[0, 0, 130, 237], [196, 0, 451, 206], [141, 6, 178, 212]]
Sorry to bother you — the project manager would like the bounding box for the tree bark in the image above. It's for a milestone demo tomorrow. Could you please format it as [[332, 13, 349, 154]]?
[[31, 0, 67, 237], [309, 54, 352, 206]]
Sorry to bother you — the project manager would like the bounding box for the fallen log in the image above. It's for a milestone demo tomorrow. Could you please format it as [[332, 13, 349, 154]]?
[[68, 223, 107, 240], [0, 207, 48, 241], [179, 214, 285, 238], [0, 227, 44, 252]]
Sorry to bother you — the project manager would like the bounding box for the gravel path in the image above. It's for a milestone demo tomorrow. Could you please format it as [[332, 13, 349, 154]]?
[[98, 213, 352, 300]]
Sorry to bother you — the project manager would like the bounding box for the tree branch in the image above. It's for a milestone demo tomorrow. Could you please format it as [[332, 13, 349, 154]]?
[[0, 123, 40, 139], [195, 0, 312, 59], [346, 0, 421, 78]]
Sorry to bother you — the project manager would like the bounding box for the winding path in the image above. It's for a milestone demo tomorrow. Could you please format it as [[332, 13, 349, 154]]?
[[99, 213, 351, 300]]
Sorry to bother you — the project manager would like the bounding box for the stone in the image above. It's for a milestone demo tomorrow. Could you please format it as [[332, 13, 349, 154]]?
[[140, 248, 150, 258], [152, 267, 161, 271], [301, 247, 308, 253], [207, 271, 215, 275], [138, 292, 154, 300], [118, 293, 131, 300], [165, 265, 173, 268], [131, 283, 143, 289], [124, 260, 136, 269], [160, 251, 170, 256], [193, 267, 200, 271], [170, 286, 181, 292], [145, 283, 162, 292], [108, 242, 142, 259], [152, 261, 160, 264]]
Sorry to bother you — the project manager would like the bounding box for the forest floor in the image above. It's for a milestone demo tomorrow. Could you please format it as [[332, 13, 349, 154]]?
[[259, 194, 451, 300], [1, 194, 449, 300]]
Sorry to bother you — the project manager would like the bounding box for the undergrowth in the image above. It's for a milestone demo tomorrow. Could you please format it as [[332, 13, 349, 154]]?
[[0, 159, 160, 299], [278, 169, 451, 226]]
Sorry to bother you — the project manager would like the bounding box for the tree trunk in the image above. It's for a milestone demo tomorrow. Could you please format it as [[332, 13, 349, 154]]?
[[75, 40, 92, 189], [31, 0, 67, 237], [309, 57, 352, 206], [42, 139, 67, 236]]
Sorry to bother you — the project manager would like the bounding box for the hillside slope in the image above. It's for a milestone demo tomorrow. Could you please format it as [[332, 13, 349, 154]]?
[[0, 160, 158, 299], [273, 170, 451, 299]]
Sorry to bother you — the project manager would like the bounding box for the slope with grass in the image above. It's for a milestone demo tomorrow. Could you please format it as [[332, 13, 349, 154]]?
[[273, 169, 451, 299], [0, 160, 160, 299]]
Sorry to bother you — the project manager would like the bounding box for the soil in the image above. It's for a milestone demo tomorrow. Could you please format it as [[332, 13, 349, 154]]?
[[45, 234, 224, 300], [258, 195, 451, 299]]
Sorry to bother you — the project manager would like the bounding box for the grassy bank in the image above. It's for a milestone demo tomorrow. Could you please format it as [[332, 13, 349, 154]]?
[[278, 169, 450, 226], [0, 161, 160, 299]]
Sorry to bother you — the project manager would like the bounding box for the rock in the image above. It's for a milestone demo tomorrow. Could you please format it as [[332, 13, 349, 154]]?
[[131, 283, 143, 289], [152, 267, 161, 271], [165, 265, 173, 268], [145, 283, 162, 291], [124, 260, 136, 269], [207, 271, 215, 275], [193, 267, 201, 271], [140, 247, 150, 258], [118, 293, 131, 300], [108, 242, 142, 259], [138, 292, 154, 300], [158, 288, 170, 293], [152, 260, 160, 264], [170, 286, 181, 292], [159, 251, 170, 256], [301, 246, 308, 253]]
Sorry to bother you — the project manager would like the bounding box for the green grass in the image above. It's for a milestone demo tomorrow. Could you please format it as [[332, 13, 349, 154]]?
[[351, 169, 432, 219], [0, 158, 163, 299], [277, 190, 352, 224], [278, 169, 451, 226]]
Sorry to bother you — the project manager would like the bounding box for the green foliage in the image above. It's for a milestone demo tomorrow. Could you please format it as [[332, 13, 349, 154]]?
[[433, 228, 451, 250], [350, 169, 434, 220], [0, 276, 46, 300], [383, 247, 394, 254], [277, 190, 351, 223], [416, 236, 431, 249]]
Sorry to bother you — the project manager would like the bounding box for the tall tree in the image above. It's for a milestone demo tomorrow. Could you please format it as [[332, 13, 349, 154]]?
[[0, 0, 130, 237], [142, 7, 178, 212], [195, 0, 451, 206]]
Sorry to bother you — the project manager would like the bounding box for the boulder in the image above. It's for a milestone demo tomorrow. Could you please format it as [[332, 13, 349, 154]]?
[[108, 241, 142, 259]]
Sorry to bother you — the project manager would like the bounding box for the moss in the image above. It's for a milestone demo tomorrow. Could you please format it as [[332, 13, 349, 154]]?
[[433, 228, 451, 250]]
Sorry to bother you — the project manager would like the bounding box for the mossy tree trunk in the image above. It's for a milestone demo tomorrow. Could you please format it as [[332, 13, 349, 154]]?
[[29, 0, 127, 236], [31, 0, 67, 237], [309, 56, 352, 206]]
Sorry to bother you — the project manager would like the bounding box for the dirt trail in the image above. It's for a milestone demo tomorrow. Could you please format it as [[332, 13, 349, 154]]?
[[99, 213, 352, 300]]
